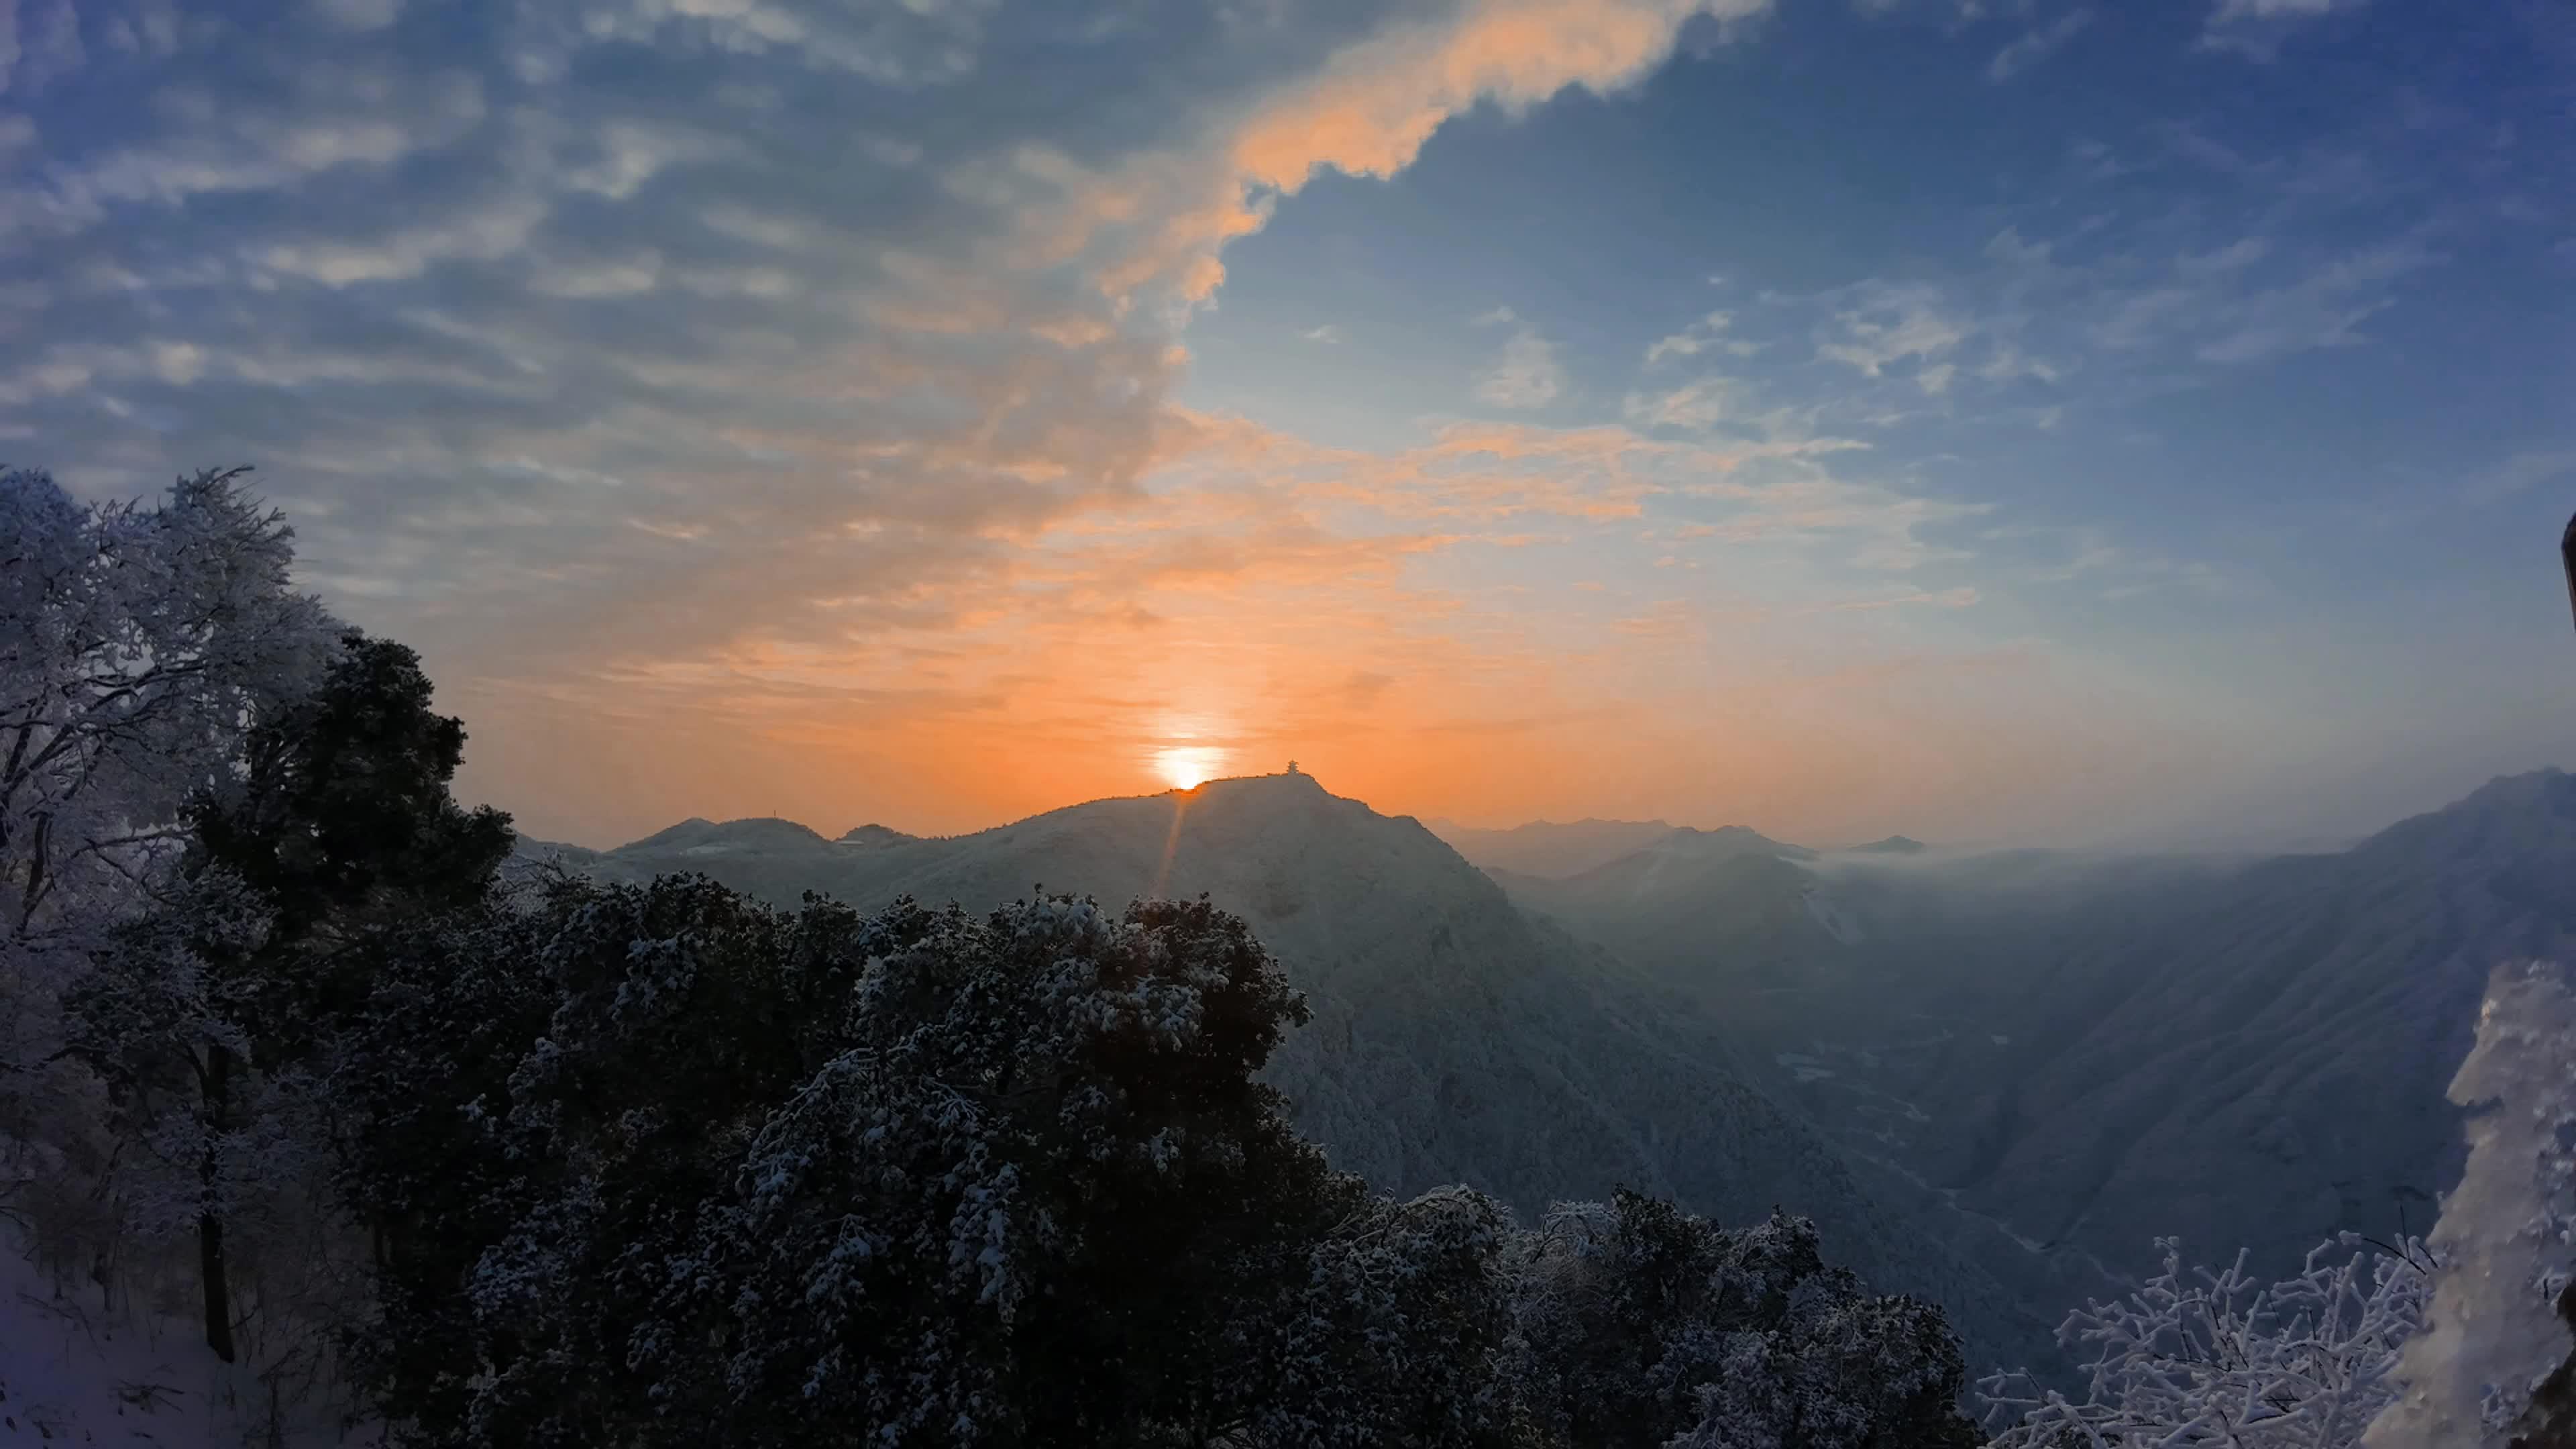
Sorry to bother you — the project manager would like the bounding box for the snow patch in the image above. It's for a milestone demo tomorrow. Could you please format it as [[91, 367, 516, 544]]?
[[0, 1227, 372, 1447], [1801, 885, 1865, 945], [1774, 1052, 1837, 1084]]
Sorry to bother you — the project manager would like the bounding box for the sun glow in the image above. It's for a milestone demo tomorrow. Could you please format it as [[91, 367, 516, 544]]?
[[1152, 745, 1227, 790]]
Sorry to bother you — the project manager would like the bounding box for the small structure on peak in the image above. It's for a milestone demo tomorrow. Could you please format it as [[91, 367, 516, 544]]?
[[1285, 760, 1299, 775]]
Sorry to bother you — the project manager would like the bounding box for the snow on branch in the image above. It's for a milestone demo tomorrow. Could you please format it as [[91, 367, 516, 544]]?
[[1978, 1232, 2428, 1448]]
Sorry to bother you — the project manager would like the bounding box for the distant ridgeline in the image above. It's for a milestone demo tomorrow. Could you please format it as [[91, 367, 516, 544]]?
[[528, 765, 2576, 1401], [519, 773, 2090, 1381], [1430, 772, 2576, 1306]]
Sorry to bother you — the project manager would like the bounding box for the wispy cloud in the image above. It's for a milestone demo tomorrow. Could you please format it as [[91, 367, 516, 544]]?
[[1475, 326, 1566, 408], [2199, 0, 2365, 60], [2194, 228, 2440, 362], [1644, 309, 1758, 365], [1301, 323, 1343, 343], [1993, 524, 2227, 597], [2467, 448, 2576, 505], [1825, 585, 1981, 611], [0, 0, 85, 97], [1987, 8, 2093, 83], [1815, 280, 1968, 380], [1623, 377, 1746, 431], [311, 0, 403, 32]]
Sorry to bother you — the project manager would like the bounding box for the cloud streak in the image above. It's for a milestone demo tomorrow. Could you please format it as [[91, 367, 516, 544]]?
[[1987, 8, 2092, 82], [1475, 325, 1566, 407], [2199, 0, 2364, 59]]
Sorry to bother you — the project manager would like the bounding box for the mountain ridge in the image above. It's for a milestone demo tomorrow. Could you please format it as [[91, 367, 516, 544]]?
[[1479, 765, 2576, 1298], [514, 770, 2073, 1379]]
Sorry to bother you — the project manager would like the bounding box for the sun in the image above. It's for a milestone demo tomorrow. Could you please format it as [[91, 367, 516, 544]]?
[[1152, 745, 1227, 790]]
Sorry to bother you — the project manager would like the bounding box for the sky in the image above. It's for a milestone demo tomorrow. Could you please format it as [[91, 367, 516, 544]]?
[[5, 0, 2572, 851]]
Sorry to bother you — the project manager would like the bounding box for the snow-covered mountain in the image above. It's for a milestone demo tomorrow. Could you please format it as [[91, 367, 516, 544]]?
[[519, 771, 2072, 1378]]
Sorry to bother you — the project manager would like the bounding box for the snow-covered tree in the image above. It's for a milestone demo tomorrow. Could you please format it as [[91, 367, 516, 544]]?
[[1511, 1189, 1979, 1449], [0, 467, 337, 946], [337, 883, 1352, 1447], [1978, 1232, 2430, 1448], [336, 873, 1987, 1449], [1, 466, 336, 1142], [1220, 1183, 1533, 1448], [2363, 958, 2576, 1449], [61, 626, 510, 1362], [327, 871, 820, 1444], [1, 464, 345, 1376]]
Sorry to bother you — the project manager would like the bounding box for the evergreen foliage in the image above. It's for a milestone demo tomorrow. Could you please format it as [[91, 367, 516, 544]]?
[[324, 874, 1980, 1448]]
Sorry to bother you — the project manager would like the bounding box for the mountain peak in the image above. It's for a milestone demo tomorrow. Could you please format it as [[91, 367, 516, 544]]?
[[618, 816, 719, 850], [1660, 824, 1817, 862], [614, 816, 828, 855], [2348, 767, 2576, 870], [1235, 768, 1328, 790], [838, 823, 916, 847], [1847, 835, 1928, 855]]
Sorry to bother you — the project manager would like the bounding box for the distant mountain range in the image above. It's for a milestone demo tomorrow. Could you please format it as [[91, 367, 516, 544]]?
[[518, 773, 2078, 1381], [1436, 769, 2576, 1299], [1419, 817, 1682, 879], [515, 766, 2576, 1385], [1423, 818, 1931, 880]]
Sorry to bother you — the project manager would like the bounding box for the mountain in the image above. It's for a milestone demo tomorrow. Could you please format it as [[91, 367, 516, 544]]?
[[516, 773, 2073, 1379], [1906, 769, 2576, 1281], [1427, 816, 1680, 879], [836, 822, 915, 847], [1487, 768, 2576, 1298], [1845, 835, 1928, 855], [1500, 825, 1854, 989]]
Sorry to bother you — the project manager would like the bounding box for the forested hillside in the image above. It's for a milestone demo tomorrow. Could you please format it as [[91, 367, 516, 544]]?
[[519, 773, 2078, 1379]]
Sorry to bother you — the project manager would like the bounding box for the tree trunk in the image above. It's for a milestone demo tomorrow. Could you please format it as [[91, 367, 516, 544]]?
[[200, 1042, 237, 1364]]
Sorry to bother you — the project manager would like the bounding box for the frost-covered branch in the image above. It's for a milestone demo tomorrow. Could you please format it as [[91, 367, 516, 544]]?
[[1978, 1234, 2428, 1448]]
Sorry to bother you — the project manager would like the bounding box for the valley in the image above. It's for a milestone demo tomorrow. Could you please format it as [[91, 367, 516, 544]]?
[[517, 765, 2576, 1395]]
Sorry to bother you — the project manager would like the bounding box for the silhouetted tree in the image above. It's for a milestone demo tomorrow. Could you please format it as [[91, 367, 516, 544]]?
[[67, 628, 509, 1362]]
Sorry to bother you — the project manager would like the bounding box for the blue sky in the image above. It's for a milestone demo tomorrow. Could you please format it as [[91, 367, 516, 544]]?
[[4, 0, 2571, 848]]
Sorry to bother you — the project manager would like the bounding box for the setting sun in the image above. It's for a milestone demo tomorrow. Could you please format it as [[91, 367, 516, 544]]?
[[1152, 745, 1228, 790]]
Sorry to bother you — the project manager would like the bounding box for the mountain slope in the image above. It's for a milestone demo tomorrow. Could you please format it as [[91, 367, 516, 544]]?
[[1909, 769, 2576, 1281], [1426, 816, 1681, 879], [519, 773, 2068, 1377], [1487, 768, 2576, 1296], [1501, 826, 1856, 990]]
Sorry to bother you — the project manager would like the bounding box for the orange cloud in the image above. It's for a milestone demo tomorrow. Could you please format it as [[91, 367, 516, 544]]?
[[1016, 0, 1775, 309], [447, 388, 2205, 855]]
